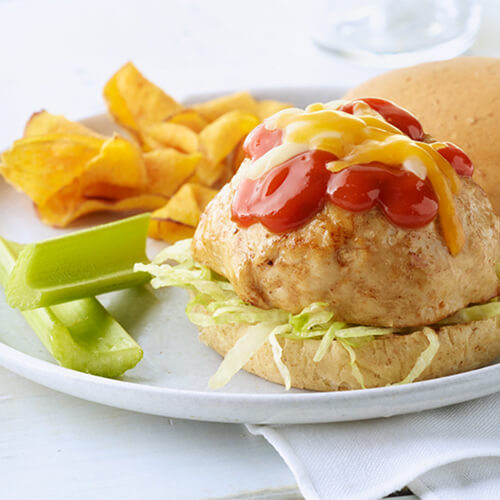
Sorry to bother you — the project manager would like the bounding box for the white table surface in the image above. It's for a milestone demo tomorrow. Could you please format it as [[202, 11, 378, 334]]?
[[0, 1, 498, 498]]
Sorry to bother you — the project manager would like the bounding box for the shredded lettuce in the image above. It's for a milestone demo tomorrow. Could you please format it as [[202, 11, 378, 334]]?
[[436, 299, 500, 325], [335, 326, 398, 339], [290, 302, 334, 331], [208, 322, 276, 389], [137, 240, 500, 390], [313, 323, 346, 362], [337, 338, 367, 389], [395, 328, 440, 385], [268, 325, 293, 390]]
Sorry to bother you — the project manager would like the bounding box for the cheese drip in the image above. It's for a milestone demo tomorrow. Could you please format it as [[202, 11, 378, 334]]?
[[240, 101, 464, 255]]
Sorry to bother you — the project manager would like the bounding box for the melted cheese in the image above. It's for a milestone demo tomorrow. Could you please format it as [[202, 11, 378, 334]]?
[[240, 101, 464, 255], [245, 142, 309, 180]]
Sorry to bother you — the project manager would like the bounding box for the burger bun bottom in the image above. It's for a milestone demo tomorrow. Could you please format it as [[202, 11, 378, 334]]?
[[199, 316, 500, 391]]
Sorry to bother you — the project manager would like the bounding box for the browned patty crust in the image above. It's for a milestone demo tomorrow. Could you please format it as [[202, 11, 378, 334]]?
[[193, 177, 499, 327]]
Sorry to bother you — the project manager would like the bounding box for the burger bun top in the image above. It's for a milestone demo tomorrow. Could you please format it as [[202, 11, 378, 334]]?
[[343, 57, 500, 214]]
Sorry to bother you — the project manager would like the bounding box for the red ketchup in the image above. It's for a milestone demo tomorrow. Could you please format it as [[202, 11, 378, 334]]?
[[233, 150, 334, 233], [232, 157, 439, 232], [232, 101, 471, 234], [340, 97, 425, 141], [243, 123, 283, 160], [436, 142, 474, 177], [327, 164, 438, 228]]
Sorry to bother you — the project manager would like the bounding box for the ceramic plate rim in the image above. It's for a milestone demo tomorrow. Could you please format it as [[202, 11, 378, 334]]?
[[1, 85, 499, 424]]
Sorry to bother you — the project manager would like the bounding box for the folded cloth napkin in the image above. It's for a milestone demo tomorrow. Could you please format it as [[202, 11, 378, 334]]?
[[247, 392, 500, 500]]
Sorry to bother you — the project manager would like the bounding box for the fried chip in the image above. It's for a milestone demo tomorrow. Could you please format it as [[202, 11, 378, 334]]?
[[103, 62, 182, 142], [39, 193, 167, 227], [192, 110, 258, 186], [0, 124, 151, 227], [143, 122, 199, 154], [148, 183, 217, 242], [148, 217, 196, 243], [1, 133, 104, 205], [3, 64, 290, 233], [165, 183, 217, 226], [168, 109, 208, 133], [143, 148, 202, 197], [256, 99, 292, 120], [193, 91, 258, 122], [188, 158, 225, 187], [84, 134, 147, 190], [199, 110, 259, 166], [214, 162, 237, 189], [24, 111, 102, 138], [231, 139, 246, 173], [0, 133, 146, 206]]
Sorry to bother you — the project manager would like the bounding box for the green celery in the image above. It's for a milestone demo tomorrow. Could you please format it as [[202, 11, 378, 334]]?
[[0, 237, 142, 377], [6, 213, 151, 310]]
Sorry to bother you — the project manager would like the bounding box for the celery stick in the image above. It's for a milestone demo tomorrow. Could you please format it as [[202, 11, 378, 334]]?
[[0, 237, 142, 377], [6, 213, 151, 310]]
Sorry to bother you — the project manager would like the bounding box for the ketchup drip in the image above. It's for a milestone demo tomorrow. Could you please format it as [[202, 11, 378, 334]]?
[[232, 99, 472, 235], [436, 142, 473, 177], [233, 157, 439, 233], [339, 97, 425, 141], [233, 150, 334, 233], [327, 164, 438, 228], [243, 123, 283, 160]]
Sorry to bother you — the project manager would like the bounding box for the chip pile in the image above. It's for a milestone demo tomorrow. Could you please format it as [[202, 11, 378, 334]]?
[[0, 62, 290, 242]]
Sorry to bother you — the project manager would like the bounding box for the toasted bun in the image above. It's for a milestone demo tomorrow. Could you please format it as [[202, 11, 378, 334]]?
[[343, 57, 500, 214], [199, 316, 500, 390]]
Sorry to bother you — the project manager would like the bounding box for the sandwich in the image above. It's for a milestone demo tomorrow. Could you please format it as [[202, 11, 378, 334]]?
[[343, 56, 500, 214], [137, 96, 500, 391]]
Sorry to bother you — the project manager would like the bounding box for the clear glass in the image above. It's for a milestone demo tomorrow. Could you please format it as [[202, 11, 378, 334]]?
[[313, 0, 482, 67]]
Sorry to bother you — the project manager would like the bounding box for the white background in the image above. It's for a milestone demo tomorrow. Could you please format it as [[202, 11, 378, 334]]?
[[0, 1, 499, 498]]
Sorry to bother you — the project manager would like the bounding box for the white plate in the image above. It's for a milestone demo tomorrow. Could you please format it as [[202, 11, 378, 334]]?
[[1, 87, 499, 425]]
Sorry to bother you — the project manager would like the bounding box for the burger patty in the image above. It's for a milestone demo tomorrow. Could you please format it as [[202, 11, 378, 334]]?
[[193, 177, 499, 327]]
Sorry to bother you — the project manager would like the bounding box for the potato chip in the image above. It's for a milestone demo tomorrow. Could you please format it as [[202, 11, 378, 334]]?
[[80, 184, 140, 200], [193, 91, 257, 122], [103, 62, 182, 142], [148, 217, 196, 242], [188, 158, 225, 187], [143, 148, 202, 197], [231, 139, 246, 172], [84, 134, 147, 190], [3, 64, 291, 233], [0, 122, 151, 227], [39, 193, 167, 228], [143, 122, 199, 154], [1, 133, 146, 205], [166, 183, 217, 226], [199, 110, 259, 166], [256, 100, 292, 120], [148, 183, 217, 242], [1, 133, 103, 205], [24, 111, 102, 138], [213, 163, 237, 189], [191, 110, 258, 186], [37, 176, 144, 224], [168, 109, 208, 133]]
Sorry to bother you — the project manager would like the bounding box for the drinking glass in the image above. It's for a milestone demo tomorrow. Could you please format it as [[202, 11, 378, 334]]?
[[313, 0, 482, 67]]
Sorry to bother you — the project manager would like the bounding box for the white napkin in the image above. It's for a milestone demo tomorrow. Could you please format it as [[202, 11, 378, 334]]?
[[247, 393, 500, 500]]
